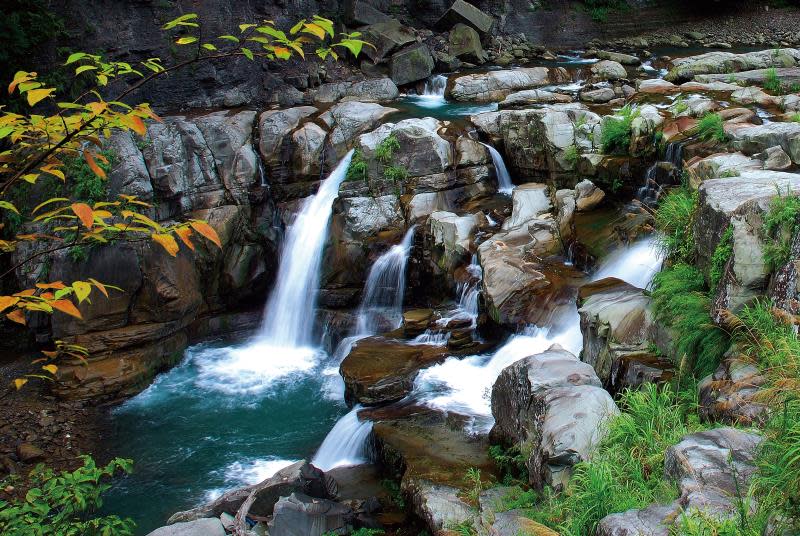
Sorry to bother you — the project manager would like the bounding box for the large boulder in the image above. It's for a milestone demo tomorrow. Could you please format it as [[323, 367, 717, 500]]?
[[499, 89, 573, 108], [145, 518, 225, 536], [268, 493, 353, 536], [429, 211, 481, 272], [307, 78, 399, 104], [344, 0, 391, 26], [595, 50, 640, 65], [491, 344, 618, 490], [436, 0, 494, 34], [258, 106, 318, 166], [320, 101, 398, 158], [666, 48, 800, 82], [389, 44, 435, 86], [362, 19, 417, 62], [730, 122, 800, 165], [590, 60, 627, 81], [449, 67, 570, 103], [698, 357, 768, 426], [448, 23, 486, 63]]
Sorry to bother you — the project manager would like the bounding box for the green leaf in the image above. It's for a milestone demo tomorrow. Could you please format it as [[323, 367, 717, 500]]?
[[0, 201, 19, 214], [289, 19, 306, 35], [239, 23, 257, 32], [312, 16, 335, 37], [241, 47, 254, 60], [201, 43, 218, 51], [218, 35, 240, 42], [75, 65, 97, 75], [175, 36, 198, 45], [65, 52, 87, 65], [334, 39, 367, 57], [255, 26, 286, 40], [162, 13, 199, 30], [0, 127, 13, 139]]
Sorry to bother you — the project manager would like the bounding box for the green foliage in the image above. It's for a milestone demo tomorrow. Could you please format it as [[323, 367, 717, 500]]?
[[696, 113, 727, 143], [489, 444, 528, 483], [718, 169, 739, 178], [709, 225, 733, 292], [762, 192, 800, 271], [651, 264, 730, 377], [447, 520, 476, 536], [375, 134, 400, 164], [673, 509, 753, 536], [530, 385, 703, 535], [463, 467, 485, 505], [563, 144, 580, 168], [578, 0, 628, 22], [601, 105, 639, 155], [380, 479, 405, 510], [383, 164, 408, 182], [497, 486, 537, 511], [62, 151, 114, 204], [654, 187, 697, 264], [790, 113, 800, 123], [346, 149, 368, 182], [0, 456, 135, 535], [672, 96, 689, 115], [68, 245, 89, 264]]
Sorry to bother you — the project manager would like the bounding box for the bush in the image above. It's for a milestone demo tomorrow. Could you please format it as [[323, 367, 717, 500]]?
[[697, 113, 727, 143], [0, 456, 134, 535], [383, 164, 408, 182], [709, 225, 733, 292], [601, 105, 639, 154], [345, 149, 368, 182], [651, 264, 730, 377], [579, 0, 628, 22], [762, 192, 800, 271], [375, 134, 400, 164], [654, 187, 697, 264]]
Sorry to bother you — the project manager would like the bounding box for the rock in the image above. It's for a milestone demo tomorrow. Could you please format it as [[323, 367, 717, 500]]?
[[666, 48, 800, 82], [403, 308, 434, 336], [268, 493, 353, 536], [695, 67, 800, 88], [363, 19, 417, 62], [291, 122, 327, 178], [579, 87, 616, 103], [629, 104, 664, 155], [669, 96, 719, 118], [436, 0, 494, 34], [258, 106, 318, 164], [389, 44, 435, 86], [449, 67, 570, 102], [455, 136, 489, 166], [574, 179, 605, 211], [590, 60, 628, 81], [731, 86, 780, 107], [358, 117, 451, 178], [730, 122, 800, 164], [429, 211, 481, 270], [597, 503, 678, 536], [167, 461, 336, 523], [320, 101, 398, 158], [637, 79, 679, 94], [344, 0, 391, 26], [146, 518, 225, 536], [698, 357, 768, 425], [555, 189, 576, 241], [491, 510, 560, 535], [500, 89, 573, 108], [758, 145, 793, 170], [448, 23, 486, 63], [16, 443, 45, 463], [433, 50, 462, 72], [503, 182, 552, 229], [595, 50, 640, 65], [219, 512, 234, 532], [337, 195, 404, 239], [307, 78, 399, 104], [490, 344, 618, 490]]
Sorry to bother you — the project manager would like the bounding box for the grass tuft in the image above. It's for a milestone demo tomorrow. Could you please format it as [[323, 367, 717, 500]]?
[[696, 113, 727, 143]]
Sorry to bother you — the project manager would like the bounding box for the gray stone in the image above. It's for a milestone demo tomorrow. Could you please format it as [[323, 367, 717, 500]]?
[[437, 0, 494, 34], [146, 518, 225, 536], [667, 48, 800, 82], [590, 60, 628, 81], [258, 107, 318, 164], [268, 493, 352, 536], [389, 44, 435, 86], [574, 179, 605, 211], [448, 23, 486, 63], [595, 50, 640, 65], [759, 145, 793, 170], [320, 101, 398, 158], [449, 67, 570, 102], [580, 87, 616, 103], [500, 89, 573, 108], [344, 0, 391, 26], [363, 19, 417, 62], [308, 78, 399, 104], [730, 122, 800, 164]]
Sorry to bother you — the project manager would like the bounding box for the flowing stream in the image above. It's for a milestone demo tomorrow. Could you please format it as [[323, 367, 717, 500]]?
[[482, 143, 514, 194]]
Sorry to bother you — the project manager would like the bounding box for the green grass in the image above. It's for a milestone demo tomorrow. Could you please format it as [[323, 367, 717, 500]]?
[[563, 144, 579, 168], [654, 187, 697, 264], [762, 191, 800, 271], [601, 105, 639, 154], [375, 133, 400, 164], [709, 225, 733, 292], [383, 164, 408, 182], [764, 67, 784, 94], [651, 264, 730, 377], [790, 113, 800, 123], [696, 113, 727, 143], [672, 95, 689, 115], [345, 149, 368, 182]]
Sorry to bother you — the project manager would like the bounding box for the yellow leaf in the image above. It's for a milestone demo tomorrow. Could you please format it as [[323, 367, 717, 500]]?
[[189, 220, 222, 248], [51, 299, 83, 319], [302, 23, 326, 40], [7, 309, 26, 325], [36, 281, 66, 290], [42, 364, 58, 375], [14, 378, 28, 390], [121, 115, 147, 136], [83, 149, 106, 179], [26, 88, 55, 106], [71, 203, 94, 229], [175, 226, 195, 251], [152, 233, 179, 256], [0, 296, 19, 314], [72, 281, 91, 303], [175, 36, 198, 45], [88, 278, 109, 298]]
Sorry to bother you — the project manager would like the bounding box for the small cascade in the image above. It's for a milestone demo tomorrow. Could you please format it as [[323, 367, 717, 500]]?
[[637, 141, 684, 206], [259, 151, 354, 348], [482, 143, 514, 194], [312, 407, 373, 470], [423, 74, 447, 97], [592, 236, 663, 290], [355, 226, 416, 336]]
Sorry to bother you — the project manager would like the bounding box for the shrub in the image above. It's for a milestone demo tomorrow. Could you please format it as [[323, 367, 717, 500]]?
[[375, 134, 400, 164], [762, 192, 800, 271], [601, 105, 639, 154], [383, 164, 408, 182], [346, 149, 368, 182], [763, 67, 784, 94], [0, 456, 134, 535], [696, 113, 727, 143], [563, 144, 579, 168], [654, 187, 697, 264], [651, 264, 730, 377], [709, 225, 733, 292], [579, 0, 628, 22], [489, 444, 528, 483], [463, 467, 485, 505], [790, 113, 800, 123]]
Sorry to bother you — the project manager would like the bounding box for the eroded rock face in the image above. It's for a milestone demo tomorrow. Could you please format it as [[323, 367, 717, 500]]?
[[268, 492, 353, 536], [449, 67, 570, 102], [666, 48, 800, 82], [698, 357, 768, 426], [429, 211, 481, 272], [490, 344, 618, 490], [320, 101, 399, 158], [730, 122, 800, 165]]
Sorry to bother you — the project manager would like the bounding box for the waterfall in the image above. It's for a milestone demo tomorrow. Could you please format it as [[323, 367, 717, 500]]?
[[412, 238, 664, 432], [259, 150, 354, 348], [637, 142, 683, 206], [311, 407, 373, 470], [355, 226, 416, 336], [481, 143, 514, 194], [423, 74, 447, 97]]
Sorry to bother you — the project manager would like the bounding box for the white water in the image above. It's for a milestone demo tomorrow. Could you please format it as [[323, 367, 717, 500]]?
[[411, 74, 448, 108], [482, 143, 514, 194], [355, 226, 416, 336], [259, 150, 354, 349], [412, 238, 663, 432], [312, 407, 373, 470], [205, 457, 296, 501]]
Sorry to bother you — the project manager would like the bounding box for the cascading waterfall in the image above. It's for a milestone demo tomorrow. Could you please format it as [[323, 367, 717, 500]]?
[[481, 143, 514, 194], [412, 238, 664, 432], [355, 226, 416, 336], [259, 150, 354, 349], [312, 406, 373, 470], [637, 142, 683, 206], [423, 74, 447, 97]]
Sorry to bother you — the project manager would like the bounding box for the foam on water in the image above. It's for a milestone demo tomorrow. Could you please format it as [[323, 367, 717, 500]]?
[[204, 457, 297, 501], [592, 237, 663, 289], [312, 407, 373, 470]]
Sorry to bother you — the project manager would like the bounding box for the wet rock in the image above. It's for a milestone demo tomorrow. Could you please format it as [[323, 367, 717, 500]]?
[[390, 44, 435, 86], [344, 0, 391, 26], [449, 67, 570, 102], [448, 23, 486, 63], [637, 79, 679, 94], [437, 0, 494, 34], [595, 50, 640, 65], [363, 19, 417, 62], [491, 344, 618, 490], [757, 146, 793, 171], [403, 309, 434, 336], [258, 106, 318, 165], [359, 118, 452, 178], [730, 122, 800, 164], [168, 461, 336, 523], [146, 518, 225, 536], [268, 492, 353, 536], [16, 443, 45, 463], [337, 195, 404, 239], [666, 48, 800, 82], [429, 211, 481, 271], [500, 89, 573, 108], [308, 78, 399, 104], [320, 101, 398, 158], [698, 357, 768, 426], [695, 67, 800, 87], [579, 87, 616, 103], [455, 136, 489, 167], [555, 189, 576, 241], [574, 179, 605, 212], [597, 503, 678, 536], [291, 122, 327, 178], [731, 86, 780, 107], [590, 60, 627, 81]]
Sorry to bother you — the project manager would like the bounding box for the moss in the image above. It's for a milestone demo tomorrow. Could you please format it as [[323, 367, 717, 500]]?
[[345, 149, 368, 182]]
